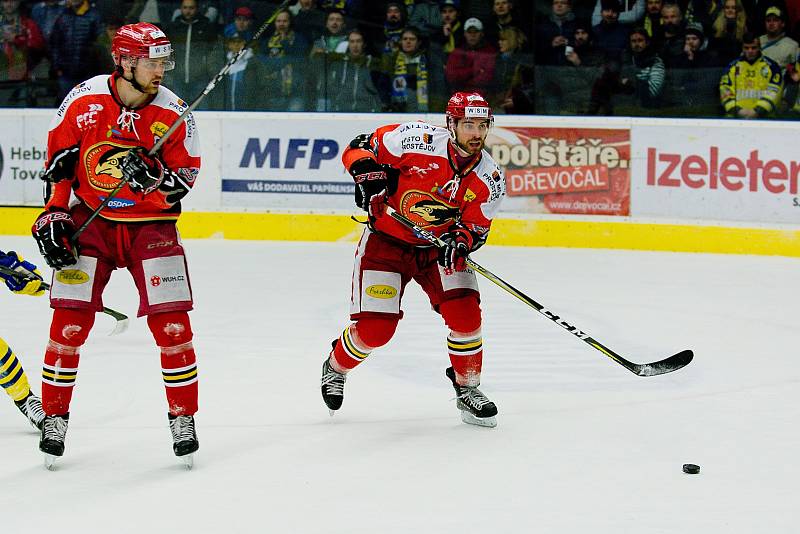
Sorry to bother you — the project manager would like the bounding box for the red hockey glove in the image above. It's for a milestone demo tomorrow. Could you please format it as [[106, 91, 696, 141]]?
[[350, 159, 399, 215], [438, 225, 474, 272], [31, 208, 78, 269], [120, 147, 166, 194]]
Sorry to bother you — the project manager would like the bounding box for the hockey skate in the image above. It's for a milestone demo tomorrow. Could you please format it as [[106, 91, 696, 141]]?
[[169, 413, 199, 469], [15, 392, 45, 430], [320, 358, 346, 415], [40, 413, 69, 470], [445, 367, 498, 428]]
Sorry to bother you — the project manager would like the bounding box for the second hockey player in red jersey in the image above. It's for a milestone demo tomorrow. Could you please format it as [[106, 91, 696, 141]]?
[[30, 23, 201, 468], [320, 92, 506, 427]]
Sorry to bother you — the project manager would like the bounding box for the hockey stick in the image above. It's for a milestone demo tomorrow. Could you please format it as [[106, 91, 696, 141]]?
[[384, 206, 693, 377], [0, 264, 130, 335], [71, 0, 293, 243]]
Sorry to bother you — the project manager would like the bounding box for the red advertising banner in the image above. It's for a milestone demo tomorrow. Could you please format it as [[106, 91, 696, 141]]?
[[487, 126, 631, 216]]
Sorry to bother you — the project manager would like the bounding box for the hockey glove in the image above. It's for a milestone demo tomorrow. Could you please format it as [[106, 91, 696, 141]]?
[[438, 225, 474, 272], [31, 208, 78, 269], [350, 158, 399, 217], [120, 147, 166, 195], [0, 250, 45, 296]]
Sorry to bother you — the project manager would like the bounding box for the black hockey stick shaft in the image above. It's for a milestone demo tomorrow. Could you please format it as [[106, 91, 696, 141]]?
[[71, 0, 293, 243], [385, 206, 693, 377], [0, 264, 129, 324]]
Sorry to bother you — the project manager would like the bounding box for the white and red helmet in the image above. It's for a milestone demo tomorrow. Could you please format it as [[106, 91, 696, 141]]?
[[446, 92, 493, 123], [112, 22, 174, 69]]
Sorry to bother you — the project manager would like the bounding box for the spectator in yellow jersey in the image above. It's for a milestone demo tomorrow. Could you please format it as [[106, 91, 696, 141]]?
[[720, 33, 783, 118]]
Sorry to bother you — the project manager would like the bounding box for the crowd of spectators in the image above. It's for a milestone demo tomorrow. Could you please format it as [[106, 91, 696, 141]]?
[[2, 0, 800, 118]]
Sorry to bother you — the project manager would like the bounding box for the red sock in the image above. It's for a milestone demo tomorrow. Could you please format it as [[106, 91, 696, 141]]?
[[42, 308, 94, 415], [329, 317, 397, 373], [440, 297, 483, 386], [148, 312, 198, 416]]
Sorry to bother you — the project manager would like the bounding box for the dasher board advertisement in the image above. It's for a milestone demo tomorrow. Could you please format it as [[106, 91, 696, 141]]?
[[0, 112, 50, 206], [632, 123, 800, 224], [487, 125, 630, 216]]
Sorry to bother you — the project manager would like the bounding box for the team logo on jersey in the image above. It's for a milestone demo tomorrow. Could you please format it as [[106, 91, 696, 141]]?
[[463, 188, 476, 202], [84, 141, 136, 191], [400, 190, 459, 227], [423, 133, 433, 144]]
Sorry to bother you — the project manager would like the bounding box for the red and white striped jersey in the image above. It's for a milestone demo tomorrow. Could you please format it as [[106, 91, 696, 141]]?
[[345, 121, 506, 246], [45, 73, 200, 222]]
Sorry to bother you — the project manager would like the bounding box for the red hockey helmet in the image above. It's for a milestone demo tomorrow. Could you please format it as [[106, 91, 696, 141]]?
[[446, 92, 493, 123], [112, 22, 174, 70]]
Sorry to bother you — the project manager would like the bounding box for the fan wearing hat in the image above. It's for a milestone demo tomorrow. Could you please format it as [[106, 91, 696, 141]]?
[[759, 5, 798, 67], [672, 22, 717, 68], [434, 0, 464, 54], [592, 0, 629, 59], [446, 17, 497, 94], [566, 20, 605, 66]]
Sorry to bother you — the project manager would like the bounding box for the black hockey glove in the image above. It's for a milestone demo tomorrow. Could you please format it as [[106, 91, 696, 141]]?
[[31, 208, 78, 269], [350, 158, 399, 217], [438, 225, 475, 272], [120, 147, 166, 195]]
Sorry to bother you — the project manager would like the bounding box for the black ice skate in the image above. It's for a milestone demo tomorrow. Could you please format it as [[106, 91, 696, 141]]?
[[445, 367, 498, 428], [168, 413, 199, 469], [15, 392, 45, 430], [321, 358, 346, 415], [40, 413, 69, 470]]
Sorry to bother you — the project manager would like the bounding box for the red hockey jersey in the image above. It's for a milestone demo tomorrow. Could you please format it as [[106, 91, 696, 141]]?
[[44, 74, 201, 222], [343, 121, 506, 246]]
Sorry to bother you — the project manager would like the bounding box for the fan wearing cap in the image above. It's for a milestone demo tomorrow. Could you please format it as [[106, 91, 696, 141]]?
[[446, 17, 497, 94], [30, 22, 202, 466], [434, 0, 464, 54], [320, 92, 505, 428], [759, 5, 799, 67], [673, 22, 717, 68]]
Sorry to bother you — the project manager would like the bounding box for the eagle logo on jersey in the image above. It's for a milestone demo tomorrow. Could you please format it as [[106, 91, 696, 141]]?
[[400, 190, 459, 227], [84, 142, 135, 191]]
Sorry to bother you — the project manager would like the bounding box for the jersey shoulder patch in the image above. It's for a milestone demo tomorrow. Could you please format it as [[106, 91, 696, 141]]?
[[152, 86, 190, 116], [474, 154, 506, 204], [55, 76, 110, 118], [382, 121, 446, 157]]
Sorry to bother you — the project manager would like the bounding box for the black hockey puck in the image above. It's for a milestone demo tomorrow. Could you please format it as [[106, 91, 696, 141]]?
[[682, 463, 700, 474]]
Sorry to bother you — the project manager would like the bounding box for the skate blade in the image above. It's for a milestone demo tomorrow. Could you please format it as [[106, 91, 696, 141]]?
[[460, 411, 497, 428], [43, 454, 59, 471], [179, 454, 194, 470]]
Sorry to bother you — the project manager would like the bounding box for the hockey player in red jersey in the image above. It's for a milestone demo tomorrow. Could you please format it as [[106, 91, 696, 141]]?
[[31, 23, 201, 467], [320, 92, 506, 427]]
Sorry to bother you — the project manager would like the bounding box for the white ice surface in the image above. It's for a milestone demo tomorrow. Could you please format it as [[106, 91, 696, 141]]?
[[1, 236, 798, 533]]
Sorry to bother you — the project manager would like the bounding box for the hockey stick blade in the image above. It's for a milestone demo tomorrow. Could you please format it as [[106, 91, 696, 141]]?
[[628, 349, 694, 377], [384, 206, 694, 377], [0, 265, 129, 335]]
